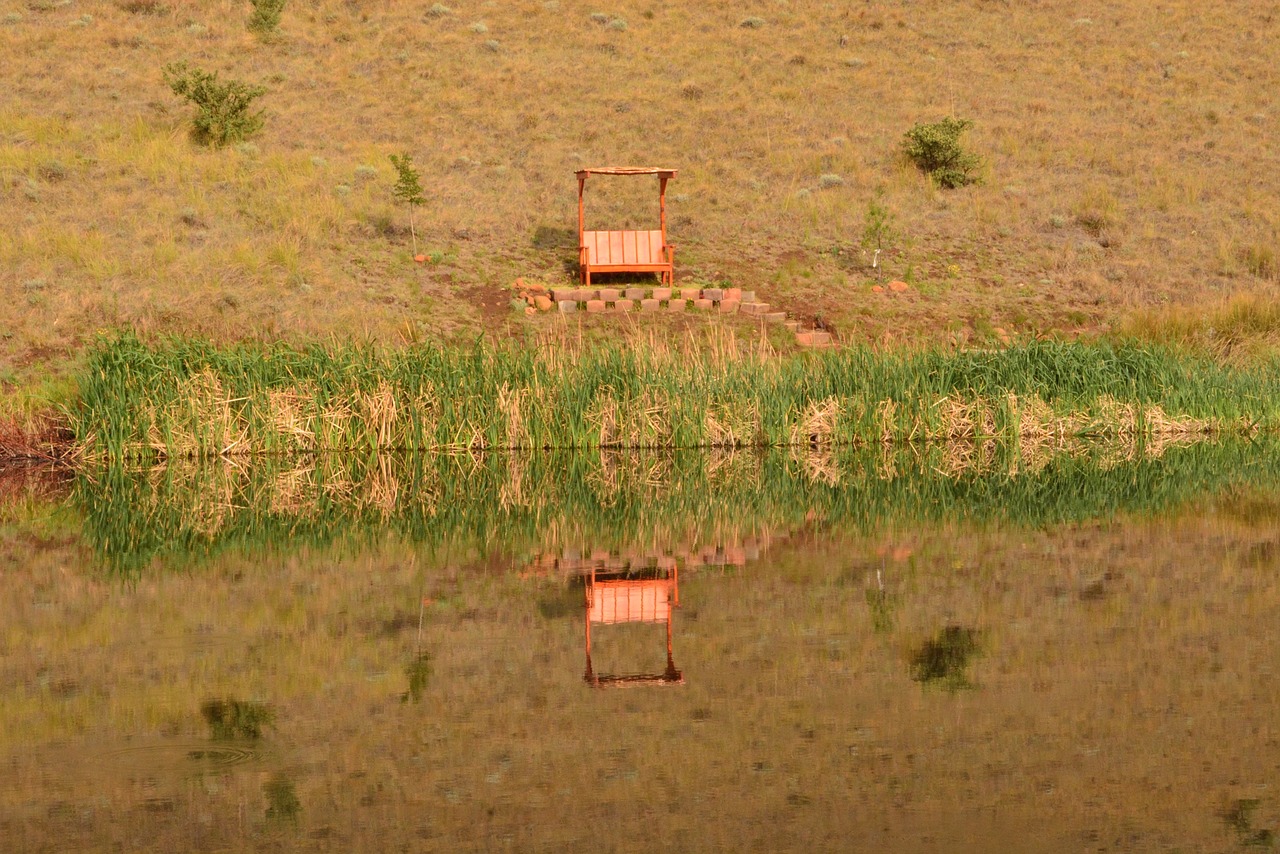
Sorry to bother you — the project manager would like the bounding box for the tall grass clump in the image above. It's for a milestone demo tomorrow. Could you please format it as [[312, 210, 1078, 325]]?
[[69, 333, 1280, 464], [1120, 295, 1280, 364]]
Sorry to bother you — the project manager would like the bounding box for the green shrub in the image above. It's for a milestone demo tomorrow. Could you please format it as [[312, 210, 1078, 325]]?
[[247, 0, 285, 35], [163, 62, 266, 147], [902, 117, 983, 189]]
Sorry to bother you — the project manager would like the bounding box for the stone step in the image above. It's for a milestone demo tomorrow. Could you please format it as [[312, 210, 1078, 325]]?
[[796, 330, 834, 348]]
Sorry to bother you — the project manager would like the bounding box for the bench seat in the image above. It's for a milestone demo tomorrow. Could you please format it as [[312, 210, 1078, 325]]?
[[580, 229, 674, 285]]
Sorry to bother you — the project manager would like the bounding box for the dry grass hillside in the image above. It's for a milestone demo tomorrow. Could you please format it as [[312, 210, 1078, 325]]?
[[2, 0, 1279, 395]]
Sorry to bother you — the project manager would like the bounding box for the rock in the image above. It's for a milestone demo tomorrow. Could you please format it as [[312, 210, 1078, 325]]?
[[888, 280, 909, 292], [668, 299, 688, 312], [614, 299, 634, 312], [623, 287, 646, 300], [719, 299, 740, 314], [534, 295, 553, 311], [740, 302, 770, 316], [586, 299, 606, 313], [693, 298, 713, 310], [599, 288, 621, 302], [641, 298, 661, 312], [871, 285, 885, 294], [414, 254, 427, 263], [651, 287, 673, 301], [702, 287, 723, 301], [557, 300, 577, 313]]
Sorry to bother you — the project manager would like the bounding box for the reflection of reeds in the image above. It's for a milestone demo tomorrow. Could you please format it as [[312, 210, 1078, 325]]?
[[72, 437, 1280, 574], [70, 334, 1280, 463]]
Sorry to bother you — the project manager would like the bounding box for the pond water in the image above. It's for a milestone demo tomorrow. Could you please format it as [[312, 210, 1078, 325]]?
[[2, 440, 1279, 851]]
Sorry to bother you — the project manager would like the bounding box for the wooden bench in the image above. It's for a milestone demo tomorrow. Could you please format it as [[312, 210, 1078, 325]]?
[[576, 167, 677, 287], [579, 229, 674, 287]]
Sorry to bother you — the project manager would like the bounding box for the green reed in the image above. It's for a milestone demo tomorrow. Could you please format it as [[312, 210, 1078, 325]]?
[[72, 437, 1280, 574], [70, 332, 1280, 462]]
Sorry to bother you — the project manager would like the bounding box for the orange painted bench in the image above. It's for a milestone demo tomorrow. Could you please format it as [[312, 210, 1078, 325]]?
[[576, 167, 677, 287]]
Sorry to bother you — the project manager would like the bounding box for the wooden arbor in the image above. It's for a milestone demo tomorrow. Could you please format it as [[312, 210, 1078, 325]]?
[[576, 167, 677, 287], [583, 564, 683, 687]]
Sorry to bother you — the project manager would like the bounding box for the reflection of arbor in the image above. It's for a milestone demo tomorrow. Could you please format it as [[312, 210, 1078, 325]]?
[[584, 564, 683, 687]]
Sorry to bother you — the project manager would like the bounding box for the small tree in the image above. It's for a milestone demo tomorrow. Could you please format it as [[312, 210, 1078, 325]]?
[[861, 194, 896, 274], [902, 117, 983, 189], [247, 0, 286, 36], [388, 152, 426, 255], [162, 62, 266, 147]]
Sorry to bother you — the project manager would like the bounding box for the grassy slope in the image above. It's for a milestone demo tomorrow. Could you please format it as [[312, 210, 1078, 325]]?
[[1, 0, 1279, 402]]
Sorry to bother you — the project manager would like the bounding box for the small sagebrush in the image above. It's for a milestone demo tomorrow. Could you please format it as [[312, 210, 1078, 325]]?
[[247, 0, 285, 36], [902, 117, 983, 189], [162, 62, 266, 147]]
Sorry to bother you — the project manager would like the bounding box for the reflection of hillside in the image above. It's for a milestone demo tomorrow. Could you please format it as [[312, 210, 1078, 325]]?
[[5, 498, 1280, 851], [70, 438, 1280, 574]]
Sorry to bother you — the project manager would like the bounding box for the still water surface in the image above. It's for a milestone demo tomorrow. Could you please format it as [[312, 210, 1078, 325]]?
[[2, 441, 1279, 851]]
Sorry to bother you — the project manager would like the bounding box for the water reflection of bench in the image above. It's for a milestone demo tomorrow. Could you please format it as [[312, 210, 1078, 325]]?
[[584, 565, 683, 688]]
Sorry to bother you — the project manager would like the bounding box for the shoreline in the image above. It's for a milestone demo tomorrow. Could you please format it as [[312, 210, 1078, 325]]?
[[7, 332, 1280, 467]]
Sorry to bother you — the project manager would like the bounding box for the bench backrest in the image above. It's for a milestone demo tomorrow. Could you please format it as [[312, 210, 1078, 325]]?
[[582, 229, 666, 266]]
